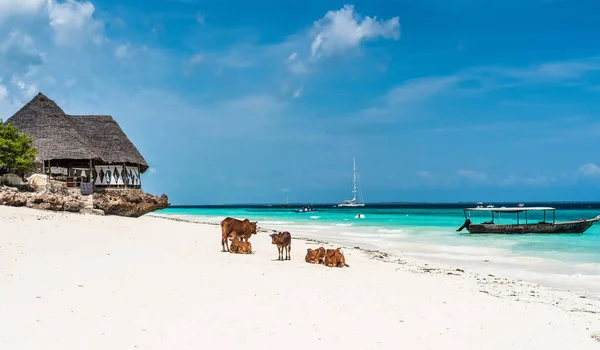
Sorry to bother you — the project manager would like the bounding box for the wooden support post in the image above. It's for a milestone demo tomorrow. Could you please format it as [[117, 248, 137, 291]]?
[[42, 160, 45, 174], [123, 163, 127, 189]]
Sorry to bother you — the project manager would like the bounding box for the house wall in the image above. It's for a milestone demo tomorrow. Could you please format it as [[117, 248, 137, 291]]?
[[39, 160, 143, 189], [94, 165, 141, 188]]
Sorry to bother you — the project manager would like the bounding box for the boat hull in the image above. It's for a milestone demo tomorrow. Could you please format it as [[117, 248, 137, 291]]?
[[466, 218, 599, 234]]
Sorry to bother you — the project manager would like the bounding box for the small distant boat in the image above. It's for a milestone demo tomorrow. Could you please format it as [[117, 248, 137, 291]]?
[[337, 157, 365, 208], [355, 214, 365, 219], [457, 206, 600, 234], [282, 198, 290, 208], [295, 206, 317, 213]]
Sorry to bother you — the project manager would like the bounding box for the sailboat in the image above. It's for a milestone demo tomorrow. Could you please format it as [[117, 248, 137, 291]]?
[[336, 157, 365, 207]]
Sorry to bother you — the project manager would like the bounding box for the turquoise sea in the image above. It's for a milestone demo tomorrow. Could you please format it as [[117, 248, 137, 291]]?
[[158, 203, 600, 288]]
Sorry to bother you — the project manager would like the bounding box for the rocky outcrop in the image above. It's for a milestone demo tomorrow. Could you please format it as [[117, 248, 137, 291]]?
[[93, 189, 170, 218], [1, 182, 168, 217], [0, 173, 26, 187], [26, 174, 48, 192], [0, 187, 28, 206], [0, 184, 85, 212]]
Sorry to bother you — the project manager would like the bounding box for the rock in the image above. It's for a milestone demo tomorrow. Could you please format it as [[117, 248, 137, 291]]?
[[26, 174, 48, 192], [0, 174, 25, 186], [27, 193, 65, 211], [44, 180, 69, 196], [0, 186, 28, 206], [1, 184, 166, 217], [93, 189, 170, 217], [64, 195, 85, 212], [80, 208, 105, 216]]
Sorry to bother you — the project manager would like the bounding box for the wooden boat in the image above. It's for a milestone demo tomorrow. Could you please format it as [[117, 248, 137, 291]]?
[[456, 206, 600, 234]]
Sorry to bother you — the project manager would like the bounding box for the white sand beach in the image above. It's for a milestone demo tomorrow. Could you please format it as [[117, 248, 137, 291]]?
[[1, 206, 599, 349]]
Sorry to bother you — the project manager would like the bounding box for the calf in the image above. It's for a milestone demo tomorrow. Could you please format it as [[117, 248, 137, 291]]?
[[220, 217, 258, 252], [305, 247, 326, 264], [230, 236, 252, 254], [324, 248, 350, 267], [270, 231, 292, 261]]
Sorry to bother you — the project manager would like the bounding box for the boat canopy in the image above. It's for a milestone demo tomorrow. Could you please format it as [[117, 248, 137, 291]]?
[[463, 207, 555, 213]]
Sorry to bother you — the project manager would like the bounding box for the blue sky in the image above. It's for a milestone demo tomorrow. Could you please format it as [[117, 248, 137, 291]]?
[[0, 0, 599, 204]]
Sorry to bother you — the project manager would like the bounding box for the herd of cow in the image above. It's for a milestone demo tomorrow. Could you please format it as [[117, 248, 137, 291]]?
[[219, 217, 350, 267]]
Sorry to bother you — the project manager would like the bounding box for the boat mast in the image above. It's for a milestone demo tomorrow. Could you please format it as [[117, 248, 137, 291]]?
[[352, 157, 357, 202]]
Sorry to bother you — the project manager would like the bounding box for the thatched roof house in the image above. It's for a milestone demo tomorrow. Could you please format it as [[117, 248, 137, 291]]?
[[4, 93, 148, 189]]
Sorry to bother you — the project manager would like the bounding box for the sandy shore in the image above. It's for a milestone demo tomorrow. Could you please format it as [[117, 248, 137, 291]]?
[[1, 207, 599, 349]]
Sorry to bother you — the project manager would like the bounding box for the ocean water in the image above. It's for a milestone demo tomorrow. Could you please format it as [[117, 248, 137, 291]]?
[[157, 203, 600, 284]]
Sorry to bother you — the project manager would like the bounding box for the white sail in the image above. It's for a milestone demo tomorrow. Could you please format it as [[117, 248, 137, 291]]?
[[337, 157, 365, 207]]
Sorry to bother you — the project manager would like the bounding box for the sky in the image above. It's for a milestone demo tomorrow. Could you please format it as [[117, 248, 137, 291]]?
[[0, 0, 599, 205]]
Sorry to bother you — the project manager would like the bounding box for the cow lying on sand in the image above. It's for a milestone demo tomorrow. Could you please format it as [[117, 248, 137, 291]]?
[[270, 231, 292, 261], [229, 236, 252, 254], [220, 217, 257, 252], [324, 248, 350, 267], [305, 247, 326, 264]]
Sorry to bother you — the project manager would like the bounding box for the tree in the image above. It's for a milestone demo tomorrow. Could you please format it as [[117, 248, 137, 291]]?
[[0, 119, 38, 177]]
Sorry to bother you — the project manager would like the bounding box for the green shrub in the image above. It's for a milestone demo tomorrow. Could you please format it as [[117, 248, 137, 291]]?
[[0, 120, 38, 177]]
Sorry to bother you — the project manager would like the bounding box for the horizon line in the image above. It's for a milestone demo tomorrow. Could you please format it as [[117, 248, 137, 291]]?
[[167, 200, 600, 207]]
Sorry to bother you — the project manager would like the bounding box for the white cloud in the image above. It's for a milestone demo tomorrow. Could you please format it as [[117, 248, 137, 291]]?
[[417, 170, 432, 178], [286, 52, 308, 75], [0, 84, 7, 101], [0, 0, 46, 19], [0, 30, 46, 79], [47, 0, 104, 46], [579, 163, 600, 177], [458, 170, 487, 182], [386, 76, 460, 105], [310, 4, 400, 60], [293, 86, 303, 99], [11, 78, 38, 99], [500, 175, 556, 187], [494, 60, 600, 81], [189, 54, 204, 66], [114, 43, 130, 59], [114, 43, 147, 60]]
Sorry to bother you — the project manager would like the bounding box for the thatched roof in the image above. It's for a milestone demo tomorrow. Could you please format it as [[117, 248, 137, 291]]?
[[5, 93, 149, 173]]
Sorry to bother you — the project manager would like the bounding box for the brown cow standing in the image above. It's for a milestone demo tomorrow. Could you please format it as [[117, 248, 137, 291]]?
[[305, 247, 326, 264], [324, 248, 350, 267], [270, 231, 292, 261], [220, 217, 257, 252], [229, 236, 252, 254]]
